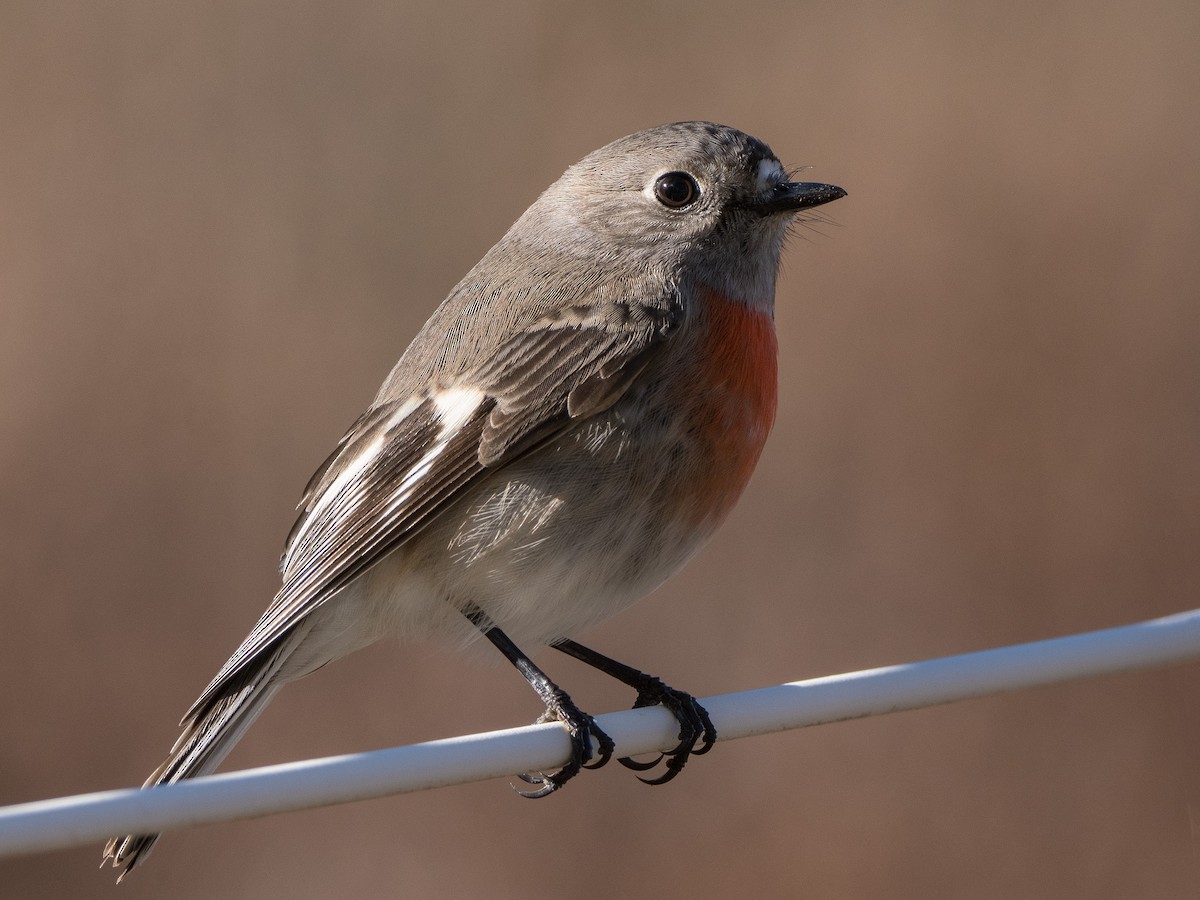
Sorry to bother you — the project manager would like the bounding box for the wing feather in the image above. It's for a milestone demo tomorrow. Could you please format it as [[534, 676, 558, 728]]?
[[189, 294, 682, 719]]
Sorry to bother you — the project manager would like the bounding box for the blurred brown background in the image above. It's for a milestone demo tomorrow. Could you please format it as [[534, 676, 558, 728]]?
[[2, 1, 1199, 897]]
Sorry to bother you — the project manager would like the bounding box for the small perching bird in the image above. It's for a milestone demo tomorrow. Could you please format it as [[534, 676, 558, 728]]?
[[103, 121, 845, 878]]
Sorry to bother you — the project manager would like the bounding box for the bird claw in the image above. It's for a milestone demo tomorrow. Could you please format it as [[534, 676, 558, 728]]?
[[618, 753, 663, 772], [617, 678, 716, 785], [514, 693, 614, 798], [509, 673, 715, 794]]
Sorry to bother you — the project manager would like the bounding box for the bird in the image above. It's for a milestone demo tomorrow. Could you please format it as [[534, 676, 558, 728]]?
[[103, 120, 845, 877]]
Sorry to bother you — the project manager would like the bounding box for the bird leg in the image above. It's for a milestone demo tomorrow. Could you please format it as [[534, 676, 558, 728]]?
[[463, 604, 614, 798]]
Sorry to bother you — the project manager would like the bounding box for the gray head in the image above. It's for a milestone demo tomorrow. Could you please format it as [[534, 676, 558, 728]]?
[[379, 123, 843, 400], [513, 121, 846, 304]]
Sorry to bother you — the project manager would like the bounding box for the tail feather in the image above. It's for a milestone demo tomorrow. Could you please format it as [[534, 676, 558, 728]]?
[[102, 638, 295, 880]]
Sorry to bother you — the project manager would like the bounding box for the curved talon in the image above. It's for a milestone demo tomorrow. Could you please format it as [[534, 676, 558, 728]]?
[[515, 779, 560, 799], [583, 727, 615, 770], [513, 758, 575, 799], [579, 734, 615, 771], [618, 753, 664, 772], [636, 754, 690, 786], [691, 704, 717, 755]]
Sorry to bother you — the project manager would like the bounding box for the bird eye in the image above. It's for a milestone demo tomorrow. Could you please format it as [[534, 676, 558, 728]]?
[[653, 172, 700, 209]]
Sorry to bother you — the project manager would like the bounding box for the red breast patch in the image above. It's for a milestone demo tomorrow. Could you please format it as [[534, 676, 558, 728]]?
[[682, 284, 779, 525]]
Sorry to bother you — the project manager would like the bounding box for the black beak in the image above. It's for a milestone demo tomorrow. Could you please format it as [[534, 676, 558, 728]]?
[[756, 181, 847, 215]]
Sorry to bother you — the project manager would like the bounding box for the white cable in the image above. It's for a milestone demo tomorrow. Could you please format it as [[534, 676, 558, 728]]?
[[2, 608, 1198, 859]]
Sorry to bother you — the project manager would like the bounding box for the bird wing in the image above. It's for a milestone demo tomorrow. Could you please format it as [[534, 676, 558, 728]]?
[[186, 295, 682, 720]]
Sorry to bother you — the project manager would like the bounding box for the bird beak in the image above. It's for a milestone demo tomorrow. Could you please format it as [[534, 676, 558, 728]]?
[[755, 181, 847, 215]]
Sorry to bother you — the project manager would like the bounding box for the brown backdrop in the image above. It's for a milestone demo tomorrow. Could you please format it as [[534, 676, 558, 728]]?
[[3, 2, 1199, 897]]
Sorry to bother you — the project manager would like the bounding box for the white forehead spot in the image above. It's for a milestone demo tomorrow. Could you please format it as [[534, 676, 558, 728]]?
[[756, 158, 784, 191]]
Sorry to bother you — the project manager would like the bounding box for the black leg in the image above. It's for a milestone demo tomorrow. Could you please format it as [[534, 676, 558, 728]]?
[[463, 604, 614, 797], [552, 639, 716, 785]]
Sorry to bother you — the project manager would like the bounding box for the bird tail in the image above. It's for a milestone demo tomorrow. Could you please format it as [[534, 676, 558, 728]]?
[[101, 641, 292, 880]]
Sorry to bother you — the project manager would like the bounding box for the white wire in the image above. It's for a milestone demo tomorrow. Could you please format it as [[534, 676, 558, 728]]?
[[2, 608, 1198, 859]]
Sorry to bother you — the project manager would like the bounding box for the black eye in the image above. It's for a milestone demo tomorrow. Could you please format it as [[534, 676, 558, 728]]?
[[653, 172, 699, 209]]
